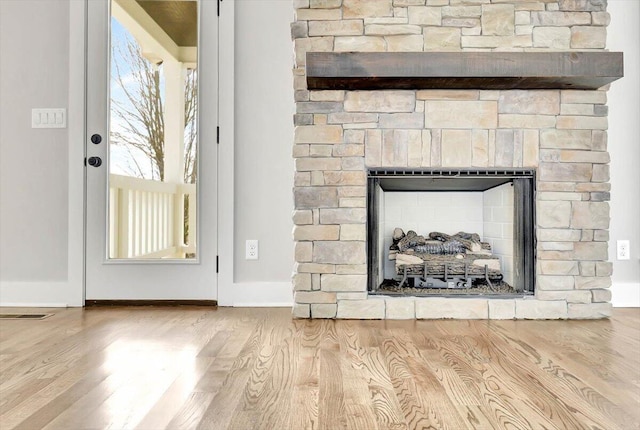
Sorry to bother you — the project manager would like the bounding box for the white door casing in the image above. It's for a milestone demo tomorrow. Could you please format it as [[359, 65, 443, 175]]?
[[85, 0, 218, 300]]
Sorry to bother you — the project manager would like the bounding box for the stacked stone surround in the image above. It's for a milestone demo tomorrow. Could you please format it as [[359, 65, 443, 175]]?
[[291, 0, 613, 319]]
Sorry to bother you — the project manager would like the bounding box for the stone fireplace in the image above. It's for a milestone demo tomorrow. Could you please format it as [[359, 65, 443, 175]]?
[[291, 0, 622, 319]]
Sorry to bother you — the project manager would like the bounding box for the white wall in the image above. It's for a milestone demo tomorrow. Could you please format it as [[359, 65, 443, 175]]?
[[217, 0, 295, 306], [0, 1, 69, 281], [0, 0, 83, 306], [233, 1, 294, 284], [608, 0, 640, 307]]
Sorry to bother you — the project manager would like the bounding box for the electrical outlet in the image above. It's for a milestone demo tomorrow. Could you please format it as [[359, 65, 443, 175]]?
[[246, 240, 259, 260], [617, 240, 630, 260]]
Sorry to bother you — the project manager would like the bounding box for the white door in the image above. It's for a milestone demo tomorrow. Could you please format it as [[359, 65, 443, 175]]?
[[85, 0, 218, 300]]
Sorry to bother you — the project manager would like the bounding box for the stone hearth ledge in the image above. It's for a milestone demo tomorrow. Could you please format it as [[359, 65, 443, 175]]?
[[293, 297, 613, 320]]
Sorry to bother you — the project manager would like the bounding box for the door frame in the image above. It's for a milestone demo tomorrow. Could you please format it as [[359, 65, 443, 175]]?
[[67, 0, 235, 305], [66, 0, 87, 307], [216, 0, 235, 306]]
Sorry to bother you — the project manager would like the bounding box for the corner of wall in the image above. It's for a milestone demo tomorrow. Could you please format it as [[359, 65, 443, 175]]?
[[611, 282, 640, 307]]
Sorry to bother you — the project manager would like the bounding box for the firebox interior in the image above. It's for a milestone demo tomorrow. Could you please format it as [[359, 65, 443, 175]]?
[[367, 169, 536, 297]]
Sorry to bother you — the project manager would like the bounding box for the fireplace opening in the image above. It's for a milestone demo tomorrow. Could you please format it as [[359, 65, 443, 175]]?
[[368, 169, 536, 297]]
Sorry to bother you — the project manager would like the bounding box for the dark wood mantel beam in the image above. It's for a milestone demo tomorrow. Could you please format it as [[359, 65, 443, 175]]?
[[306, 52, 624, 91]]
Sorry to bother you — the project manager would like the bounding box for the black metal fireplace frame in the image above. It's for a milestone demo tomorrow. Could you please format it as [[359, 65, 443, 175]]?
[[367, 168, 536, 296]]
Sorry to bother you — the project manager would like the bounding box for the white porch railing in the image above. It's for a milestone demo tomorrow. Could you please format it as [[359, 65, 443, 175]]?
[[109, 174, 196, 259]]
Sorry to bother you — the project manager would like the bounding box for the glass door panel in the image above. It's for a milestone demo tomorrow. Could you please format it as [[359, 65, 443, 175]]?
[[108, 0, 198, 259]]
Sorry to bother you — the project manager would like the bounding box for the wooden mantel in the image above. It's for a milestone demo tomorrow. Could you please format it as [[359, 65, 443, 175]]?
[[306, 52, 623, 91]]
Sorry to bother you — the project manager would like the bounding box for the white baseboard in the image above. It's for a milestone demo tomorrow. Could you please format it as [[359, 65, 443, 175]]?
[[219, 281, 293, 307], [0, 281, 83, 307], [0, 302, 69, 308], [612, 282, 640, 307], [1, 280, 293, 308], [5, 280, 632, 309]]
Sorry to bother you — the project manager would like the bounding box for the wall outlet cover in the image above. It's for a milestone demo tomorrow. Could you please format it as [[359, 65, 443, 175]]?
[[246, 240, 259, 260], [617, 240, 630, 260]]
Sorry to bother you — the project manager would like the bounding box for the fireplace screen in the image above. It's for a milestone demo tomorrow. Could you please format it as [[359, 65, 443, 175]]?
[[367, 169, 535, 297]]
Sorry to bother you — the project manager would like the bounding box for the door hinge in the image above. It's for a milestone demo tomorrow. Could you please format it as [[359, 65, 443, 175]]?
[[216, 255, 219, 273], [217, 0, 222, 16], [216, 126, 220, 144], [84, 157, 87, 166]]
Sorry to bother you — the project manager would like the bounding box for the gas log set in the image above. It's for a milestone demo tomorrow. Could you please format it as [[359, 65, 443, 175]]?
[[385, 229, 513, 295]]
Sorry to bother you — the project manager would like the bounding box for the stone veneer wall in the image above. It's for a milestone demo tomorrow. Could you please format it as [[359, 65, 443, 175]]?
[[291, 0, 613, 319]]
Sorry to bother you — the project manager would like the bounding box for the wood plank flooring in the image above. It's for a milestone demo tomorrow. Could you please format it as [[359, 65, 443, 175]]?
[[0, 306, 638, 429]]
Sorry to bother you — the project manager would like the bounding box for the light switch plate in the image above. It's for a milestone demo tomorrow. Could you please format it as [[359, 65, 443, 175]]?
[[32, 108, 66, 128]]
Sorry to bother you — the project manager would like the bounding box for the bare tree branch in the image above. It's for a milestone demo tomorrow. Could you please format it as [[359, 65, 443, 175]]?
[[110, 37, 197, 183]]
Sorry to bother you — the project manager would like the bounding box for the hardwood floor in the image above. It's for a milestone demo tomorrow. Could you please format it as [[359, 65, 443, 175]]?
[[1, 306, 638, 430]]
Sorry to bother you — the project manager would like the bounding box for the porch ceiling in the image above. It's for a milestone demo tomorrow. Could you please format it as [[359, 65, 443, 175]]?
[[136, 0, 197, 47]]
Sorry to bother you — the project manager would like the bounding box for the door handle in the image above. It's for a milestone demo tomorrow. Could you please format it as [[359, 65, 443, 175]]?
[[88, 156, 102, 167]]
